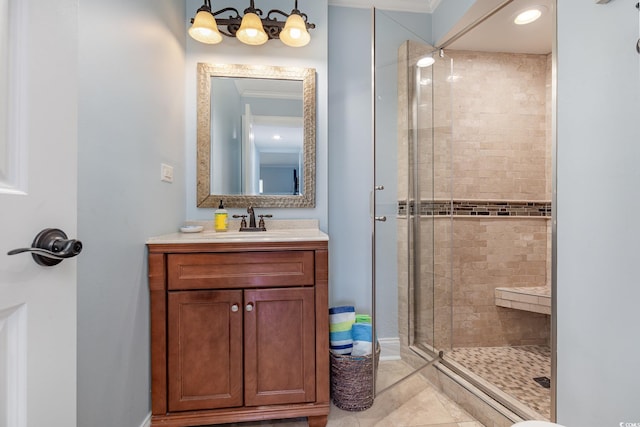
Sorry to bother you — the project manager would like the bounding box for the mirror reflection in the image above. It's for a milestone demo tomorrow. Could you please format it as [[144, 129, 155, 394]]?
[[210, 77, 303, 196], [197, 63, 316, 208]]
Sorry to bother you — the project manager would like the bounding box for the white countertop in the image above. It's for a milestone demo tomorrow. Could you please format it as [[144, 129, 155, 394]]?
[[147, 219, 328, 244]]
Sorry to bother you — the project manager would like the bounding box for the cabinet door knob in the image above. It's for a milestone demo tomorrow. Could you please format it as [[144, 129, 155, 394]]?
[[245, 303, 254, 312], [231, 304, 239, 312]]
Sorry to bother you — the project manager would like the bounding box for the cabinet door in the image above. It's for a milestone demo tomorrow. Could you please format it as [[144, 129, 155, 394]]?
[[168, 290, 243, 412], [244, 287, 316, 406]]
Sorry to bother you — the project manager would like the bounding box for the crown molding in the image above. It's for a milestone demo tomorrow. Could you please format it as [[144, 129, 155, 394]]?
[[328, 0, 441, 13]]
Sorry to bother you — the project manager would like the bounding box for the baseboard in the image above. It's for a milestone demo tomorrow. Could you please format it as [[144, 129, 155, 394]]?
[[378, 337, 401, 361], [139, 412, 151, 427]]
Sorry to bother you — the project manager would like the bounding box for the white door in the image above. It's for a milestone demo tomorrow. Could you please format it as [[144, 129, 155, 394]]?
[[0, 0, 78, 426]]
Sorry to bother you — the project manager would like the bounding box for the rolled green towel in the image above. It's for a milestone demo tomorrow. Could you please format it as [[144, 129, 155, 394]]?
[[355, 313, 371, 324]]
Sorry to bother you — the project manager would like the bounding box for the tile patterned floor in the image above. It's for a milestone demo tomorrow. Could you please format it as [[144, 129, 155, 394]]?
[[205, 360, 484, 427], [445, 345, 551, 419]]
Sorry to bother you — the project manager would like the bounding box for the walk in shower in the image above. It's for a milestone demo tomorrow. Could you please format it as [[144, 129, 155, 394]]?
[[373, 2, 555, 423]]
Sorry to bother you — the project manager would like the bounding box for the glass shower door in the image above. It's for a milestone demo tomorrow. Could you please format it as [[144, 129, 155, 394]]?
[[373, 9, 453, 392], [411, 49, 454, 357]]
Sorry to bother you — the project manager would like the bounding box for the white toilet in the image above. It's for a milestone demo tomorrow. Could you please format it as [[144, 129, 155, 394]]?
[[512, 422, 566, 427]]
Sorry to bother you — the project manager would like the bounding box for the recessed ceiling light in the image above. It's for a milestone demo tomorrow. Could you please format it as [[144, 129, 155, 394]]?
[[417, 56, 435, 68], [514, 7, 543, 25], [273, 134, 281, 140]]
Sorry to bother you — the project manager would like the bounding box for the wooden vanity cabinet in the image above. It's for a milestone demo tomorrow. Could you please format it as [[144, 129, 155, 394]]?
[[148, 240, 329, 427]]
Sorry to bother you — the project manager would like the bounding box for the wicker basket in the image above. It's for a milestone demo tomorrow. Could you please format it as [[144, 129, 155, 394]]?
[[330, 345, 381, 411]]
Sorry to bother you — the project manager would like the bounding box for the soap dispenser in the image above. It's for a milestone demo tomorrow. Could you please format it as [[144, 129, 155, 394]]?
[[214, 200, 228, 232]]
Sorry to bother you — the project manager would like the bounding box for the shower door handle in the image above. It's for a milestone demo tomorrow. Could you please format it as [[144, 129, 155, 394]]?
[[373, 185, 386, 221], [371, 185, 386, 220]]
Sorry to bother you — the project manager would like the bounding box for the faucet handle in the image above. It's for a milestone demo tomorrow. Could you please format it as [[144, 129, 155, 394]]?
[[257, 214, 273, 229], [232, 214, 247, 229]]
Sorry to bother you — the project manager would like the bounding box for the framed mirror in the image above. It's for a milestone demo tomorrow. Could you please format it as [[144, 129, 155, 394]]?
[[197, 63, 316, 208]]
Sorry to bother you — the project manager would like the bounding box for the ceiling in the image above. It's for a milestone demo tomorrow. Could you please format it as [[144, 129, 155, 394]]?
[[442, 0, 553, 54], [233, 79, 302, 100], [328, 0, 441, 13], [329, 0, 553, 55]]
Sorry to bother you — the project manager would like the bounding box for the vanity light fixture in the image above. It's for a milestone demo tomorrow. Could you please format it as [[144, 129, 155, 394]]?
[[188, 0, 315, 47]]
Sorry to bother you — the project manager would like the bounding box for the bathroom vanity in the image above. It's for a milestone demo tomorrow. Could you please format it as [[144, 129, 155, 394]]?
[[147, 222, 329, 427]]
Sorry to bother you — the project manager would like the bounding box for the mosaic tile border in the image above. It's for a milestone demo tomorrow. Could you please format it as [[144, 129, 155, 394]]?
[[398, 200, 551, 217]]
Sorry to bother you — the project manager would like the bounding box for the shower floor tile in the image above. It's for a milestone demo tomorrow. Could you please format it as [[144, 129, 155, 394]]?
[[446, 345, 551, 419]]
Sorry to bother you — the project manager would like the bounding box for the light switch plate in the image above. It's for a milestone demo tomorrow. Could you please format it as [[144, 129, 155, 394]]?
[[161, 163, 174, 183]]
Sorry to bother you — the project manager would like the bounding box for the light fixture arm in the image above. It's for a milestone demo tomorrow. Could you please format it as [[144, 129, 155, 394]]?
[[197, 0, 212, 13], [243, 0, 263, 17]]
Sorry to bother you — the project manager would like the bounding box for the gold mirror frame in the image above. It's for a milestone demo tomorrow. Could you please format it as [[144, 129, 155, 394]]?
[[197, 63, 316, 208]]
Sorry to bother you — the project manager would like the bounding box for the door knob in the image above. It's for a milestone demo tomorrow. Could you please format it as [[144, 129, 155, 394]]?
[[375, 216, 387, 222], [7, 228, 83, 267], [246, 303, 254, 312]]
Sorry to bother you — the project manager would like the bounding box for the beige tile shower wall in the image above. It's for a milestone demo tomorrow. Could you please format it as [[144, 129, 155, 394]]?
[[397, 219, 410, 349], [400, 218, 551, 350], [432, 217, 453, 349], [442, 217, 551, 348], [436, 51, 550, 201], [397, 47, 553, 351]]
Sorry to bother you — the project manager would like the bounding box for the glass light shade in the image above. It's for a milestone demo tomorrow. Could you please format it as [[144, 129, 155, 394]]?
[[280, 14, 310, 47], [236, 12, 268, 45], [189, 11, 223, 44]]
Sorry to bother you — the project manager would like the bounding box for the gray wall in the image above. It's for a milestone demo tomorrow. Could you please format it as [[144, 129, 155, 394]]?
[[430, 0, 476, 45], [243, 96, 302, 117], [77, 0, 186, 426], [556, 0, 640, 425], [185, 0, 329, 230], [328, 6, 374, 314]]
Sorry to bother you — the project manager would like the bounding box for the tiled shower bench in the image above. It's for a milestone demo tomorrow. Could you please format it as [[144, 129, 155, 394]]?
[[494, 286, 551, 315]]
